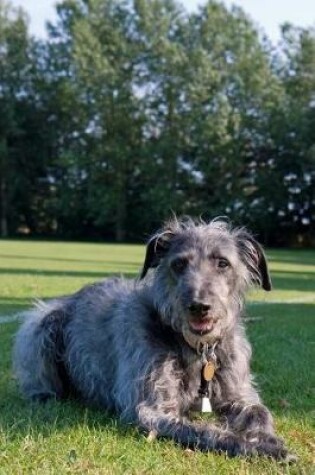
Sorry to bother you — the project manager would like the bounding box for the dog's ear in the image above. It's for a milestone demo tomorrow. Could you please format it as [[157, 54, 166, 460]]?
[[140, 230, 174, 279], [237, 232, 272, 291]]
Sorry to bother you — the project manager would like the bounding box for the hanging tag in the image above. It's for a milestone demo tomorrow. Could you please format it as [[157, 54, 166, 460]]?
[[192, 342, 218, 414], [190, 396, 212, 413], [201, 396, 212, 413], [203, 361, 215, 381]]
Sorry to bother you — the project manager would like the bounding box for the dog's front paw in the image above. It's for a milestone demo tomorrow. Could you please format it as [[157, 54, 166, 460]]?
[[245, 430, 284, 446], [247, 437, 297, 462]]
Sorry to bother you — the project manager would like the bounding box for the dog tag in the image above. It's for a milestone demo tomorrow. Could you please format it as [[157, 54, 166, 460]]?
[[203, 361, 215, 381], [190, 396, 212, 413], [201, 396, 212, 413]]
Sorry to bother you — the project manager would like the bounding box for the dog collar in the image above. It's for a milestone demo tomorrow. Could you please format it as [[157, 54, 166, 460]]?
[[196, 342, 218, 413]]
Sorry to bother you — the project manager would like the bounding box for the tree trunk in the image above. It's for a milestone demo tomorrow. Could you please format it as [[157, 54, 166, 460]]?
[[0, 174, 8, 237], [115, 179, 127, 242]]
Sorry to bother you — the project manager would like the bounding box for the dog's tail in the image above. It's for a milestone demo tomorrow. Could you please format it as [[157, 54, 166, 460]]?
[[13, 299, 71, 402]]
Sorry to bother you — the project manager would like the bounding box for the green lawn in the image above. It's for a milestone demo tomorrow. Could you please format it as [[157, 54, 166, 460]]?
[[0, 240, 314, 474]]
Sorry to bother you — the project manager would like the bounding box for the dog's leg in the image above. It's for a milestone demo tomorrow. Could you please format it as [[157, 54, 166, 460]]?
[[13, 306, 70, 401], [217, 400, 281, 445], [136, 399, 291, 459], [126, 358, 289, 459], [140, 411, 248, 455], [212, 347, 294, 460], [216, 400, 296, 461]]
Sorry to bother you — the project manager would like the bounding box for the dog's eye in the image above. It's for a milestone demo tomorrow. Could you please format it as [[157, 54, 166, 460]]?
[[171, 257, 188, 274], [217, 258, 230, 269]]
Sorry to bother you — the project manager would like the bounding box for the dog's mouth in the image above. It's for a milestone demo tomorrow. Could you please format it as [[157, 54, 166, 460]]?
[[188, 318, 214, 335]]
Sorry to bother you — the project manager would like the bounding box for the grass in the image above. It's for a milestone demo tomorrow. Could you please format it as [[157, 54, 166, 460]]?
[[0, 240, 314, 474]]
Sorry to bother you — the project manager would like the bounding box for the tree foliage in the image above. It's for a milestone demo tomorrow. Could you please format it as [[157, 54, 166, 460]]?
[[0, 0, 314, 244]]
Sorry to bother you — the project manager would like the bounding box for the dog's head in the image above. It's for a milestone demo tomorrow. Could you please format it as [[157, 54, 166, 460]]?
[[140, 217, 271, 349]]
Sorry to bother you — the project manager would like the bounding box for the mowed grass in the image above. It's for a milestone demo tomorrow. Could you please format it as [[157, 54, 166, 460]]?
[[0, 240, 314, 475]]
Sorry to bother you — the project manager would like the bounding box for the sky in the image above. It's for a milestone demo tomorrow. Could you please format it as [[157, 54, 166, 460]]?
[[10, 0, 315, 44]]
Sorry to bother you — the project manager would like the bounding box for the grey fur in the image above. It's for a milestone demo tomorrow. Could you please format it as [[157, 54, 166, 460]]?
[[13, 218, 293, 460]]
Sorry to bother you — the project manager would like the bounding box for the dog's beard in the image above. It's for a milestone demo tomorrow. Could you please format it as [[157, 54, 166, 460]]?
[[182, 324, 219, 350], [180, 303, 226, 350], [160, 299, 223, 350]]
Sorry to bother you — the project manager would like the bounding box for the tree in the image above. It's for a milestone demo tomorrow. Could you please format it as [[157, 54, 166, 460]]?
[[245, 25, 315, 244], [1, 0, 313, 245], [275, 25, 315, 244], [176, 1, 282, 228], [0, 1, 32, 236]]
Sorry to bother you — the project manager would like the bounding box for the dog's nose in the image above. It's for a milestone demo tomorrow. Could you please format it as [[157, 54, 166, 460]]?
[[188, 301, 211, 318]]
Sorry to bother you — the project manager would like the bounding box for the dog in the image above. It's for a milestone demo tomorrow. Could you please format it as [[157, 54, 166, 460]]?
[[13, 217, 294, 460]]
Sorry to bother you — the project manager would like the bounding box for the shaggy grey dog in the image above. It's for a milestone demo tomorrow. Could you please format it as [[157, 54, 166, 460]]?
[[13, 218, 293, 460]]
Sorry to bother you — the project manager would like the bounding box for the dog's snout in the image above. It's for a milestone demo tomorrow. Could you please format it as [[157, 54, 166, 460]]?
[[188, 301, 211, 318]]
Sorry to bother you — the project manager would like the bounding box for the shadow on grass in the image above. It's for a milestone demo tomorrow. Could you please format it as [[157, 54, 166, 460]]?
[[0, 300, 30, 317], [268, 249, 315, 265], [245, 302, 315, 416], [0, 253, 142, 267], [0, 373, 312, 447], [0, 267, 138, 279], [271, 271, 315, 292], [0, 382, 142, 445]]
